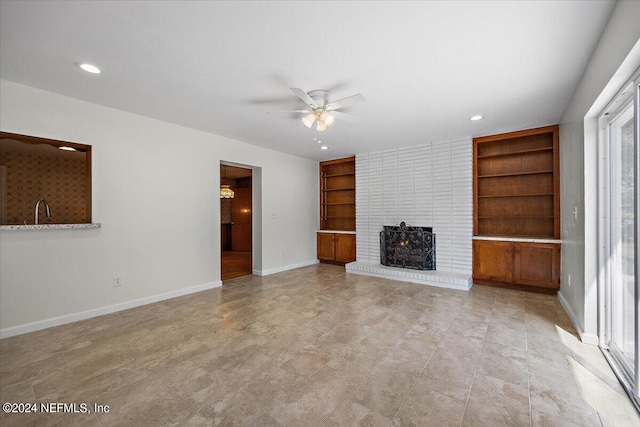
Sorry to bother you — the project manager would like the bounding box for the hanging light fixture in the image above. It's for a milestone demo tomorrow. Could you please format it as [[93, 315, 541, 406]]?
[[322, 112, 335, 127], [302, 113, 316, 128], [220, 165, 235, 199], [302, 110, 335, 132]]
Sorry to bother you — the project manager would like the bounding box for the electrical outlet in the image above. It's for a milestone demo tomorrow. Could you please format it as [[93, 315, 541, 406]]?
[[567, 274, 571, 287], [113, 276, 122, 287]]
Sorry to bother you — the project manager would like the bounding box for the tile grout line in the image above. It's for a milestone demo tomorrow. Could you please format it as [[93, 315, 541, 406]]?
[[457, 293, 497, 427], [523, 293, 533, 427], [315, 350, 384, 426]]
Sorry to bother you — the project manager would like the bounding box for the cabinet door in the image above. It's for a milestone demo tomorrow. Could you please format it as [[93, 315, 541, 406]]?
[[473, 240, 513, 283], [335, 234, 356, 263], [514, 243, 560, 289], [317, 233, 335, 261]]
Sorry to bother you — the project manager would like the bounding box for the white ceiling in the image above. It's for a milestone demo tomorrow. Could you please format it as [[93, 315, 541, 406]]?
[[0, 1, 615, 161]]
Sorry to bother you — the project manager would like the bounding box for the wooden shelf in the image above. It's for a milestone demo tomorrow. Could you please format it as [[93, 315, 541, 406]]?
[[476, 147, 552, 159], [479, 233, 557, 238], [478, 193, 553, 199], [323, 216, 356, 219], [477, 170, 553, 179], [323, 187, 356, 192], [478, 216, 554, 219], [323, 202, 354, 205], [323, 172, 355, 178]]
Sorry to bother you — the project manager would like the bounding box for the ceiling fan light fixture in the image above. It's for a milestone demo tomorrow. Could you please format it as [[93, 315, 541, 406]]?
[[302, 113, 316, 128], [284, 87, 365, 131], [316, 120, 328, 131], [324, 114, 335, 127]]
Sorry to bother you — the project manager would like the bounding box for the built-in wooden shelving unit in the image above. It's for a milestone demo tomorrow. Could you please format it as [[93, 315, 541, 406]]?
[[320, 156, 356, 231], [473, 125, 560, 238], [473, 125, 561, 294], [318, 156, 356, 265]]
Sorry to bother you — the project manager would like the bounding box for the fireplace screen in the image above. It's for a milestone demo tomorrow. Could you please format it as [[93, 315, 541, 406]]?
[[380, 222, 436, 270]]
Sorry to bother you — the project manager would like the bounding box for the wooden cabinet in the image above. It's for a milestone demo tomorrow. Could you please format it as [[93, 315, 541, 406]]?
[[473, 240, 513, 283], [317, 232, 356, 264], [514, 242, 561, 289], [335, 234, 356, 263], [317, 232, 336, 261], [320, 157, 355, 231], [473, 240, 560, 292], [221, 223, 232, 251]]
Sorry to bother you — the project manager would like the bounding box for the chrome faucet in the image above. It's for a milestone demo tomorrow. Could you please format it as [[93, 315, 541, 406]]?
[[34, 199, 52, 225]]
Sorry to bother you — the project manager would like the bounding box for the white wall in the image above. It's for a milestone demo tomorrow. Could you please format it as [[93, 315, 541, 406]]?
[[0, 80, 319, 336], [559, 0, 640, 342], [355, 139, 473, 275]]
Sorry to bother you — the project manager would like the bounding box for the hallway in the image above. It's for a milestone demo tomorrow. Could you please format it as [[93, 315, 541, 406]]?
[[221, 251, 252, 281]]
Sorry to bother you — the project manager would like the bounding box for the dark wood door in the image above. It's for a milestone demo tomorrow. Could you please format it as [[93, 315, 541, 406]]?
[[514, 243, 560, 289], [335, 234, 356, 263], [231, 187, 252, 252], [317, 233, 336, 261], [473, 240, 513, 283]]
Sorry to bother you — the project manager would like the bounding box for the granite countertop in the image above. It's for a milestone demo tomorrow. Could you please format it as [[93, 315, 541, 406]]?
[[317, 230, 356, 234], [0, 223, 102, 231]]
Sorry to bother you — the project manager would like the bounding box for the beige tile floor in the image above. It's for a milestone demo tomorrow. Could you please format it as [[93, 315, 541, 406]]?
[[1, 263, 638, 426]]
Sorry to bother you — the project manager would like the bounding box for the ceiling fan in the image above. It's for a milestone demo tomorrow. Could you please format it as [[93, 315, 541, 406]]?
[[269, 88, 366, 131]]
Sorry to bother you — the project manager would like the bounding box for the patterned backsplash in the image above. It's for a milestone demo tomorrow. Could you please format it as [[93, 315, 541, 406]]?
[[0, 149, 87, 225]]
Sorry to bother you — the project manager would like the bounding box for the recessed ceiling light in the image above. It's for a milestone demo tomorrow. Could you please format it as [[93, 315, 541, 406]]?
[[76, 63, 101, 74], [469, 115, 484, 121], [58, 146, 77, 151], [320, 146, 329, 150]]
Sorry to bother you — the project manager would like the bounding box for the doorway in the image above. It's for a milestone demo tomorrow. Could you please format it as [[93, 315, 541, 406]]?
[[220, 163, 252, 281]]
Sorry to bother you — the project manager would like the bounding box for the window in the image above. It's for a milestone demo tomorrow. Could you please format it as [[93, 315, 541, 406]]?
[[0, 132, 92, 225]]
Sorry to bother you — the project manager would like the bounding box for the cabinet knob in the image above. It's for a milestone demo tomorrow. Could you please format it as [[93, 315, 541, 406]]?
[[507, 249, 511, 254], [515, 249, 520, 254]]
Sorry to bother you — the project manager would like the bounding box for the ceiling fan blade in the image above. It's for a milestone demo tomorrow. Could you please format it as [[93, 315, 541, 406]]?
[[330, 110, 360, 122], [325, 93, 366, 111], [267, 110, 311, 114], [290, 88, 318, 109]]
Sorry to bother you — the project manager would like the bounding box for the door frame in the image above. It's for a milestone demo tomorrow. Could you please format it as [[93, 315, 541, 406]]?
[[220, 160, 262, 277], [597, 69, 640, 409]]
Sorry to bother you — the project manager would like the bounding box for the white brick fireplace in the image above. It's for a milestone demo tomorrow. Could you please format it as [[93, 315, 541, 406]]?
[[346, 138, 473, 290]]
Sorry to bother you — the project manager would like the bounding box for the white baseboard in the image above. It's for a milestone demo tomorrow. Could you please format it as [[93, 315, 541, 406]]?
[[0, 280, 222, 339], [557, 290, 599, 345], [253, 259, 319, 276]]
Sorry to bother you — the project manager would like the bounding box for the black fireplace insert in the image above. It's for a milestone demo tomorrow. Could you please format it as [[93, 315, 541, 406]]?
[[380, 222, 436, 270]]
